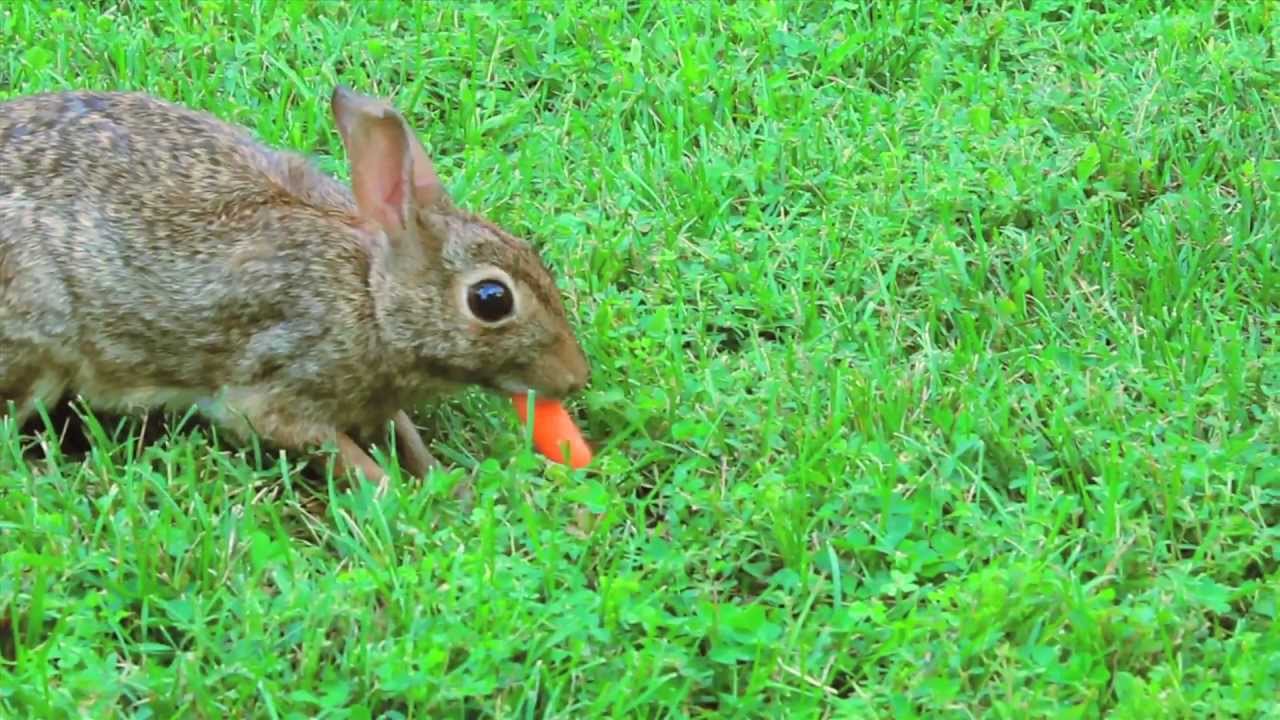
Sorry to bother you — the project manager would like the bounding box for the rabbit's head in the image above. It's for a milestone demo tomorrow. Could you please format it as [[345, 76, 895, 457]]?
[[330, 86, 590, 401]]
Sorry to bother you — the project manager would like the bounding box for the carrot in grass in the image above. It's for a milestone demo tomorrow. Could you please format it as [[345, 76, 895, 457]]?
[[511, 394, 593, 468]]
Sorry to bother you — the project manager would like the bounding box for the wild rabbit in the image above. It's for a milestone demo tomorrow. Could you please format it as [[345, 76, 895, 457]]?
[[0, 85, 590, 483]]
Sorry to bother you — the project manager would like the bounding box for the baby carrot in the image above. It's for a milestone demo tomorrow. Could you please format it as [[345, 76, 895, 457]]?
[[511, 394, 593, 468]]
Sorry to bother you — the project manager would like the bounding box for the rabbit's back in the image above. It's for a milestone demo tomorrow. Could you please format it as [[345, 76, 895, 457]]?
[[0, 91, 381, 422], [1, 90, 356, 229]]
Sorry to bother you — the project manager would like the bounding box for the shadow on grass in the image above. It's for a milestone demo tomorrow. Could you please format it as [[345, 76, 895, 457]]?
[[12, 396, 345, 495]]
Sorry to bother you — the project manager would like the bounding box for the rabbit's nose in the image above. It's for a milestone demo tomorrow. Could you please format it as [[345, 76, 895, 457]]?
[[555, 334, 590, 396], [566, 371, 588, 396]]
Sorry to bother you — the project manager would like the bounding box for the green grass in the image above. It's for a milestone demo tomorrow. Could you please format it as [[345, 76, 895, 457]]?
[[2, 0, 1279, 716]]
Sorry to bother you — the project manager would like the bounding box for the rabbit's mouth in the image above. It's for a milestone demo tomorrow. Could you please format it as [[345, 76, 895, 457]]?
[[417, 357, 504, 392], [418, 354, 585, 401], [417, 359, 545, 399], [490, 374, 581, 403], [491, 376, 544, 399]]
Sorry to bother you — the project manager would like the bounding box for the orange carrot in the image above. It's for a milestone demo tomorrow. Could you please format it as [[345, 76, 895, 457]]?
[[511, 395, 593, 468]]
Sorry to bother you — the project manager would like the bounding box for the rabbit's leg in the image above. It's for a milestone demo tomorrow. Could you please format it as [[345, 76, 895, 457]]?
[[1, 216, 72, 427], [206, 391, 388, 484], [333, 432, 388, 484], [391, 409, 439, 476], [0, 355, 66, 427], [271, 423, 387, 485], [269, 424, 387, 485], [257, 421, 387, 484]]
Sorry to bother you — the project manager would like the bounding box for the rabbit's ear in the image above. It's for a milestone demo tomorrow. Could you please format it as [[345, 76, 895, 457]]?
[[330, 86, 444, 233], [404, 124, 446, 209]]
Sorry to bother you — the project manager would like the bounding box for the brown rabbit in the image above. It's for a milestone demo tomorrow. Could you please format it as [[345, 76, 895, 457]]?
[[0, 85, 590, 483]]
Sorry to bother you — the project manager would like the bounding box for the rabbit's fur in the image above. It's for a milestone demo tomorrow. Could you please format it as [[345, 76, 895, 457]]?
[[0, 86, 590, 482]]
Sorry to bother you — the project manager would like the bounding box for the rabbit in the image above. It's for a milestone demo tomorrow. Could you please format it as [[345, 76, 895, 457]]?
[[0, 85, 591, 484]]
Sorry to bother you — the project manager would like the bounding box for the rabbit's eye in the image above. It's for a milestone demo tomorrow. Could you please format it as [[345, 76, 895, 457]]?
[[467, 280, 515, 323]]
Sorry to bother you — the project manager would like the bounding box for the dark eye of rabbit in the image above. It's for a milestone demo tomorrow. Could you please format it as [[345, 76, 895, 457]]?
[[467, 280, 515, 323]]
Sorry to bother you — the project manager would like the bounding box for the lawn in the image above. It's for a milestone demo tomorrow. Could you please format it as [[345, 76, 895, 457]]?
[[2, 1, 1278, 717]]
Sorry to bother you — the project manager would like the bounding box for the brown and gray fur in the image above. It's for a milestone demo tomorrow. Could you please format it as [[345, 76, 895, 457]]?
[[0, 86, 590, 482]]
